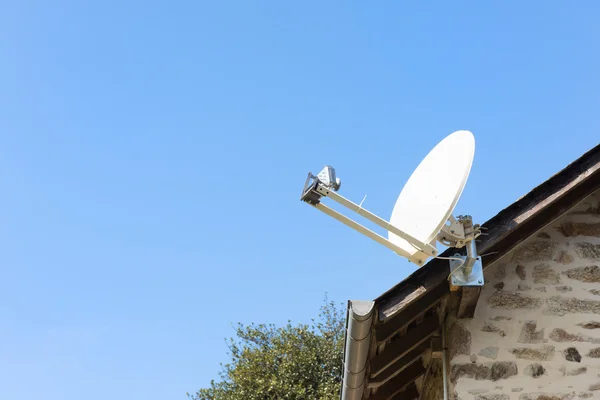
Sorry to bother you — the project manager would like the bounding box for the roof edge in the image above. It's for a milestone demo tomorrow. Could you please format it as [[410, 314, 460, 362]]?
[[375, 142, 600, 320]]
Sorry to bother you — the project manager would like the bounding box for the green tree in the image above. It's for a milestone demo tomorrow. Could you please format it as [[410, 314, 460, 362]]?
[[189, 298, 345, 400]]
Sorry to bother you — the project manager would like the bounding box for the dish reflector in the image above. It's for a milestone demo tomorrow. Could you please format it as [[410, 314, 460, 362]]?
[[388, 130, 475, 259]]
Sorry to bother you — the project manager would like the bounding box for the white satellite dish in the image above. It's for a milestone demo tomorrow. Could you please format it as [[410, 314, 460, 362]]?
[[300, 130, 483, 286], [388, 130, 475, 263]]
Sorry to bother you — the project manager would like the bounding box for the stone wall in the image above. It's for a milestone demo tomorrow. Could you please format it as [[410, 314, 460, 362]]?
[[447, 192, 600, 400]]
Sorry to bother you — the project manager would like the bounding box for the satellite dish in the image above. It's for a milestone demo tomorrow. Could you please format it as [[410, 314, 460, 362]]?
[[388, 130, 475, 262], [300, 130, 484, 287]]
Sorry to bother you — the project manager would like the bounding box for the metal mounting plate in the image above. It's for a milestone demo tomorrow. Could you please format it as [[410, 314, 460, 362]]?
[[449, 255, 484, 286]]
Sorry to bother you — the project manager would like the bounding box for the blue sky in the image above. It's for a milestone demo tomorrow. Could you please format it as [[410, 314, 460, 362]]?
[[1, 1, 599, 399]]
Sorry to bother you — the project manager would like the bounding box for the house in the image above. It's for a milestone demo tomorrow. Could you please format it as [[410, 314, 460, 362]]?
[[340, 143, 600, 400]]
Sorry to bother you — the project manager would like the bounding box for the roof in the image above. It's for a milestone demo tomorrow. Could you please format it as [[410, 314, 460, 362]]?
[[341, 142, 600, 400]]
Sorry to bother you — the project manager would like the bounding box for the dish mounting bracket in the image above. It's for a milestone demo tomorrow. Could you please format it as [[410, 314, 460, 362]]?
[[300, 165, 484, 287], [440, 215, 484, 287], [300, 167, 437, 266], [449, 254, 484, 287]]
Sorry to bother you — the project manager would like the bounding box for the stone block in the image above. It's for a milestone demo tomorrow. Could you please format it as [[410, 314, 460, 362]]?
[[490, 316, 512, 321], [482, 322, 506, 337], [451, 362, 517, 382], [566, 367, 587, 376], [578, 321, 600, 329], [451, 363, 490, 381], [556, 286, 572, 293], [490, 362, 518, 381], [589, 382, 600, 391], [494, 264, 507, 279], [512, 241, 558, 263], [519, 283, 532, 291], [550, 328, 584, 342], [558, 222, 600, 237], [488, 292, 542, 310], [525, 363, 546, 378], [564, 347, 582, 363], [563, 266, 600, 283], [575, 243, 600, 261], [476, 395, 509, 400], [555, 251, 575, 265], [479, 347, 499, 360], [517, 264, 527, 280], [518, 321, 545, 344], [549, 328, 600, 344], [533, 264, 561, 284], [511, 345, 555, 361], [587, 348, 600, 358], [546, 296, 600, 316], [519, 393, 575, 400], [448, 320, 471, 359]]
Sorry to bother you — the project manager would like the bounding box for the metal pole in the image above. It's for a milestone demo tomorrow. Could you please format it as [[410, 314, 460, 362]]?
[[460, 215, 478, 277], [313, 203, 425, 265], [321, 188, 438, 256], [464, 239, 478, 270]]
